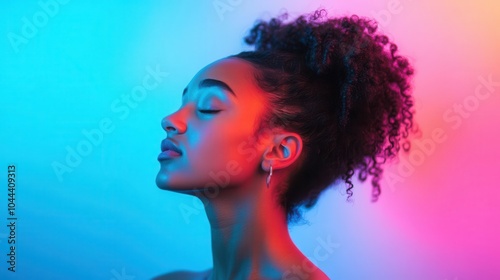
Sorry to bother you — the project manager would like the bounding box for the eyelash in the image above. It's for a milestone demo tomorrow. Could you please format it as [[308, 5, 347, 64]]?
[[198, 109, 221, 114]]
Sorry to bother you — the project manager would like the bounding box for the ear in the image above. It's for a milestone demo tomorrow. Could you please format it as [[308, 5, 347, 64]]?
[[261, 132, 303, 172]]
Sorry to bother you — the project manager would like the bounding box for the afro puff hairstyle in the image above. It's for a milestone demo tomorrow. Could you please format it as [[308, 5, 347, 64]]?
[[230, 9, 416, 223]]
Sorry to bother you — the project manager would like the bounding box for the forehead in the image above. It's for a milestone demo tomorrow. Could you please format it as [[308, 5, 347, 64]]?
[[187, 57, 265, 99]]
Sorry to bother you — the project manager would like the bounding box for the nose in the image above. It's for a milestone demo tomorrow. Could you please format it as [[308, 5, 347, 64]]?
[[161, 113, 187, 135]]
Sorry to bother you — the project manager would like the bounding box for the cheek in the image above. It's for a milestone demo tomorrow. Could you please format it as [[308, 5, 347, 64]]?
[[187, 122, 226, 160], [186, 122, 262, 186]]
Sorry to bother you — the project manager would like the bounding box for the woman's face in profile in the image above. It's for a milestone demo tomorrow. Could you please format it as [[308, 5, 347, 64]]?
[[156, 58, 270, 193]]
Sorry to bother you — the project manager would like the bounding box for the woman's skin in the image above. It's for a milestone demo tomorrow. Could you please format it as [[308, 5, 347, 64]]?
[[155, 58, 330, 280]]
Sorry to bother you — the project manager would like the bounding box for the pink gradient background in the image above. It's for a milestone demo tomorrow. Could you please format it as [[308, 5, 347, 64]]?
[[340, 0, 500, 278], [273, 1, 500, 279]]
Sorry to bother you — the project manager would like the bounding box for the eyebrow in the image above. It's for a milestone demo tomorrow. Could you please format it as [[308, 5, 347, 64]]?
[[182, 78, 236, 97]]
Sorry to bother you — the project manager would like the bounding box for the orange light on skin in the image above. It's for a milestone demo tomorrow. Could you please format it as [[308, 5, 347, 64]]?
[[156, 57, 328, 278]]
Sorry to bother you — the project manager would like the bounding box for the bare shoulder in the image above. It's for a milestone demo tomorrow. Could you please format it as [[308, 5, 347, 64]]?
[[152, 268, 212, 280], [311, 269, 331, 280]]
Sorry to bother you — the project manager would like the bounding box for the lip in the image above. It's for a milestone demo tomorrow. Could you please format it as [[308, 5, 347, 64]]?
[[159, 139, 183, 161], [158, 150, 182, 160]]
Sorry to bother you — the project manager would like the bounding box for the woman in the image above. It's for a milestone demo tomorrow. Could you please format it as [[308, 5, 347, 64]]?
[[154, 9, 415, 280]]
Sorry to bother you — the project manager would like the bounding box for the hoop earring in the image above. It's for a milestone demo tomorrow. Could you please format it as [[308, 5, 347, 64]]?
[[266, 165, 273, 188]]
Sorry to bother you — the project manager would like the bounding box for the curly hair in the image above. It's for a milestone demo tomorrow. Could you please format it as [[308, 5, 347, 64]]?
[[230, 9, 415, 223]]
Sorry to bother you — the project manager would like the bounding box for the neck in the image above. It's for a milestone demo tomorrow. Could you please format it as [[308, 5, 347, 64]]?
[[200, 175, 305, 279]]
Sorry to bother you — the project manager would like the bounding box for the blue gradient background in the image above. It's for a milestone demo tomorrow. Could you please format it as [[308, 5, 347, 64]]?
[[1, 1, 499, 279]]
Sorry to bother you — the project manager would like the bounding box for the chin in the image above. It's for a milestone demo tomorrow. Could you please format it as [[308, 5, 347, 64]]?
[[155, 171, 198, 194], [155, 171, 175, 190]]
